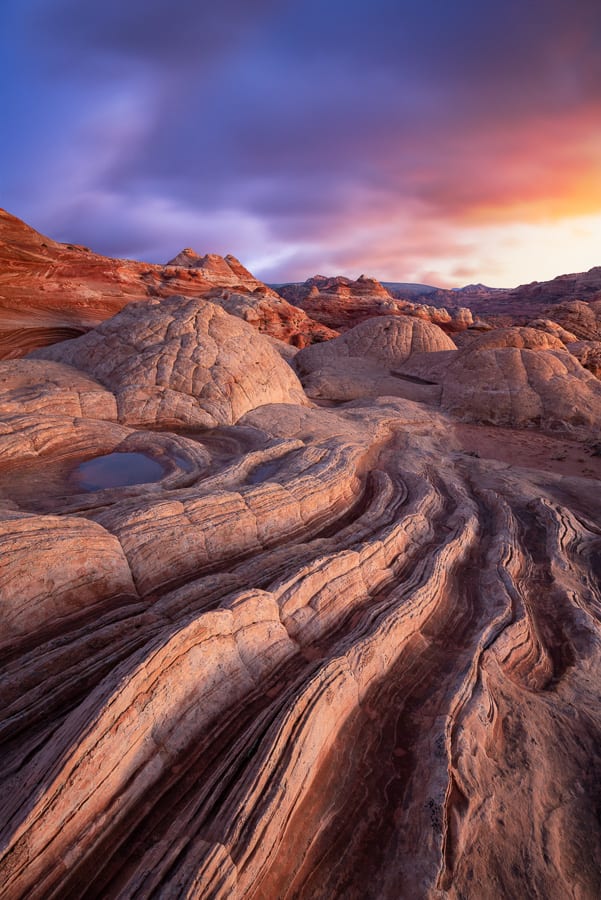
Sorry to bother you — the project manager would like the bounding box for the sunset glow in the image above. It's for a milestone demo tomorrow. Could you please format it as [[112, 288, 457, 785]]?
[[1, 0, 600, 287]]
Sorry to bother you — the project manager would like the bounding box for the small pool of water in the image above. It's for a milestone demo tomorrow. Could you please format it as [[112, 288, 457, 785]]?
[[72, 452, 166, 492]]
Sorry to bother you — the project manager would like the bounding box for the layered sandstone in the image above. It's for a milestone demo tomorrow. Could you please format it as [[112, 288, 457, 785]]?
[[0, 209, 330, 357], [544, 299, 601, 342], [527, 318, 579, 343], [279, 274, 473, 333], [1, 276, 601, 900], [393, 267, 601, 319], [568, 341, 601, 378], [293, 317, 601, 437], [33, 295, 308, 426], [450, 326, 567, 352]]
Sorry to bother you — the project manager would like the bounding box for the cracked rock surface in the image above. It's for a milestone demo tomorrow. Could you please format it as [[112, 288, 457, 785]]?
[[33, 295, 308, 427], [1, 294, 601, 898]]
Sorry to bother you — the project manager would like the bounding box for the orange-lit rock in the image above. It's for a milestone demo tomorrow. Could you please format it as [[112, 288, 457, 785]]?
[[568, 340, 601, 378], [0, 208, 331, 357], [545, 299, 601, 342], [527, 317, 579, 343], [33, 295, 308, 426], [1, 222, 601, 899], [279, 273, 473, 332]]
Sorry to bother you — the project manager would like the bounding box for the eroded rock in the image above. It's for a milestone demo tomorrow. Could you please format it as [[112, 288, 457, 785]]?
[[2, 263, 601, 900], [33, 295, 308, 426], [0, 208, 330, 357]]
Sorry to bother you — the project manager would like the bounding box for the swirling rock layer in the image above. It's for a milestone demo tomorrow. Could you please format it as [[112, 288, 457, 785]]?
[[1, 294, 601, 899], [0, 208, 330, 358]]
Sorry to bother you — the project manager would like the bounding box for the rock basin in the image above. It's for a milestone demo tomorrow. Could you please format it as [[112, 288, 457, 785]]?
[[70, 451, 166, 492]]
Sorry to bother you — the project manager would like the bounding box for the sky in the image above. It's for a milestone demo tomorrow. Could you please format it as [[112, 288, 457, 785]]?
[[1, 0, 600, 287]]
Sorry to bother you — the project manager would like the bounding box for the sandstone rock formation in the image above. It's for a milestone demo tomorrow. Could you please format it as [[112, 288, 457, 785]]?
[[527, 318, 578, 343], [0, 208, 330, 358], [293, 316, 456, 404], [278, 274, 473, 333], [395, 266, 601, 320], [381, 268, 601, 326], [508, 266, 601, 308], [544, 299, 601, 342], [165, 249, 263, 289], [568, 341, 601, 378], [452, 326, 567, 352], [292, 316, 601, 438], [2, 256, 601, 898], [33, 295, 307, 426], [295, 314, 457, 371], [438, 346, 601, 433], [201, 288, 336, 346]]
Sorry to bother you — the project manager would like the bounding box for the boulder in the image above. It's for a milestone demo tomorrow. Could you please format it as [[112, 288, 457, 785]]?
[[33, 295, 308, 426]]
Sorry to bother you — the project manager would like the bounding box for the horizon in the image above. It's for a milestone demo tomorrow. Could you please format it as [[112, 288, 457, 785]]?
[[2, 0, 600, 287], [5, 202, 601, 294]]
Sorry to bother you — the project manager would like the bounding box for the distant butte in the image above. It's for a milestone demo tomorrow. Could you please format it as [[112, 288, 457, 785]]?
[[277, 273, 475, 332], [1, 208, 601, 897]]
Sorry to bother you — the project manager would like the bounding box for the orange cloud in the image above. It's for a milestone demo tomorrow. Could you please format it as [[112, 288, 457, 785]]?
[[413, 107, 601, 226]]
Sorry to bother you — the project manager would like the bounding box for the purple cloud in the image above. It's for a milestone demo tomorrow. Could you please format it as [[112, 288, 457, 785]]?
[[2, 0, 600, 285]]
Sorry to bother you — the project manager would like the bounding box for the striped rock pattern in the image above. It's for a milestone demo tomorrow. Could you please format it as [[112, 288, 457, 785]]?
[[1, 298, 601, 898]]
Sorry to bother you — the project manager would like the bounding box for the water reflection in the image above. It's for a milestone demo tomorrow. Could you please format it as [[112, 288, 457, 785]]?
[[72, 452, 165, 492]]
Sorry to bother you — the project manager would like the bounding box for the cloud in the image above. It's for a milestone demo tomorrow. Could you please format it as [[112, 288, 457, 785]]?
[[2, 0, 601, 286]]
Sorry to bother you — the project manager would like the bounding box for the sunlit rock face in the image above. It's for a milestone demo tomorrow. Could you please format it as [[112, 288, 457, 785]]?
[[295, 314, 458, 369], [544, 299, 601, 342], [438, 346, 601, 433], [452, 325, 567, 351], [527, 317, 579, 343], [568, 341, 601, 379], [279, 274, 473, 333], [293, 317, 601, 436], [293, 316, 456, 404], [166, 248, 262, 287], [2, 272, 601, 898], [0, 208, 331, 358]]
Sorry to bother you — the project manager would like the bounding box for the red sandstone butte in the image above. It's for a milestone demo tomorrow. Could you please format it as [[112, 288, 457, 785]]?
[[0, 208, 333, 358]]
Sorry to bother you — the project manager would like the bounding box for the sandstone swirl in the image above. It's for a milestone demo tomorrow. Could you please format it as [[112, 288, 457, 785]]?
[[1, 295, 601, 899], [0, 208, 332, 358]]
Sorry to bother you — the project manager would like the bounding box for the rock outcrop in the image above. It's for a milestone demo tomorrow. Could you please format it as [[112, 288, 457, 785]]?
[[438, 346, 601, 433], [293, 316, 455, 404], [165, 249, 260, 288], [453, 326, 567, 352], [279, 274, 473, 333], [2, 243, 601, 898], [527, 318, 578, 343], [33, 295, 308, 426], [201, 288, 336, 346], [0, 208, 330, 358], [544, 299, 601, 342], [384, 267, 601, 321], [508, 266, 601, 309], [568, 341, 601, 378], [295, 315, 457, 371], [292, 316, 601, 438]]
